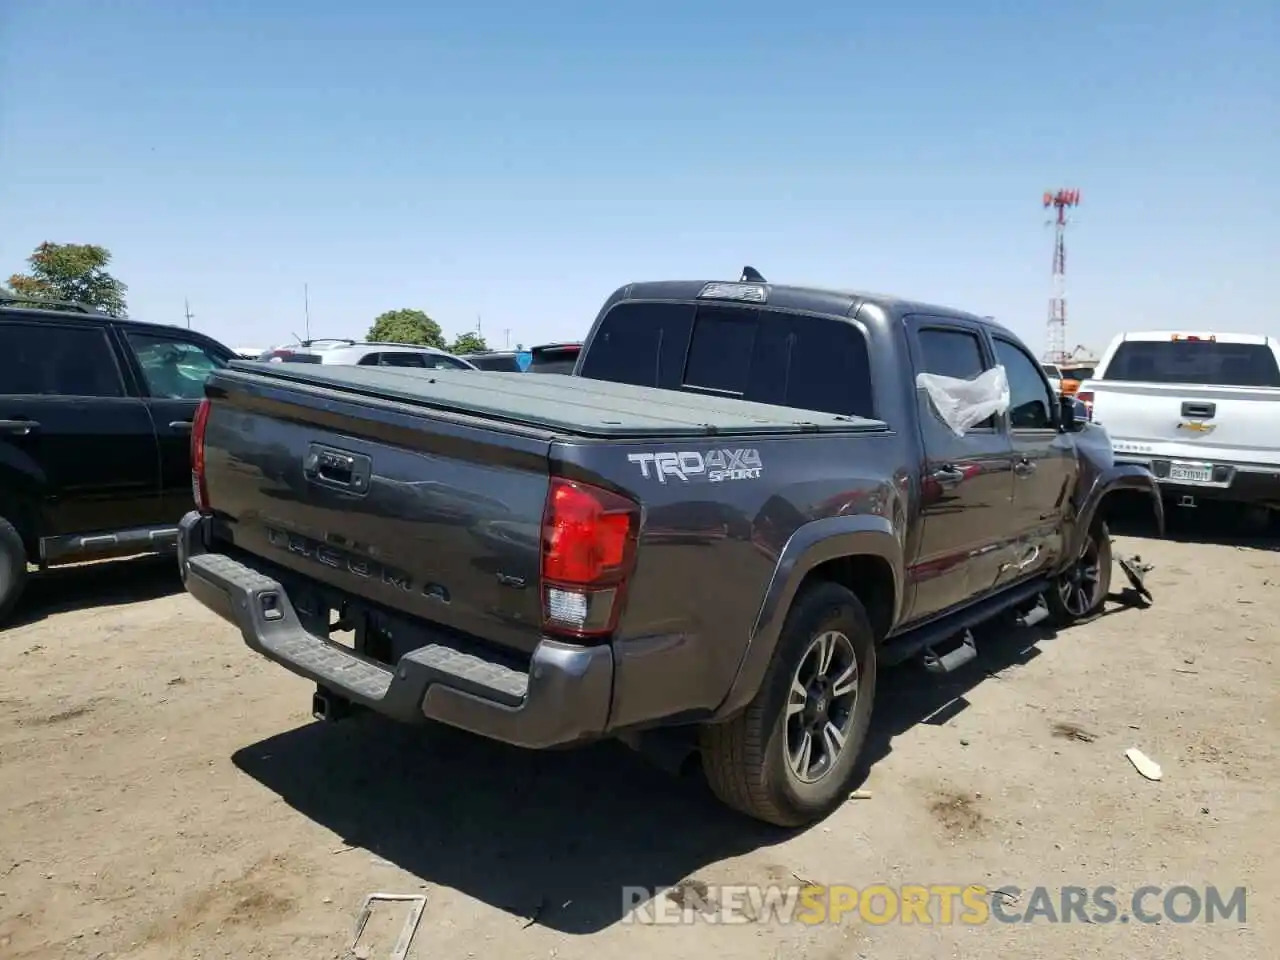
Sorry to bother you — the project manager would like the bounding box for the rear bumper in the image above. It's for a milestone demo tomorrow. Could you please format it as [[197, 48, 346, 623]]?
[[1114, 456, 1280, 506], [178, 512, 613, 748]]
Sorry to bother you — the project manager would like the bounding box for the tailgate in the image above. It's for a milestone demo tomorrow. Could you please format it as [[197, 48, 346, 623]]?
[[1090, 382, 1280, 466], [201, 368, 553, 656]]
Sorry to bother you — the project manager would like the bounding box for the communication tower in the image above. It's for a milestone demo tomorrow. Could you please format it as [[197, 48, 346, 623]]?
[[1043, 188, 1081, 363]]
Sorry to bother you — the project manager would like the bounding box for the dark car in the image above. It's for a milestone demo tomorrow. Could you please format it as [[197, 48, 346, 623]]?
[[176, 272, 1161, 826], [0, 295, 237, 621], [461, 350, 523, 372], [528, 341, 581, 374], [462, 343, 583, 373]]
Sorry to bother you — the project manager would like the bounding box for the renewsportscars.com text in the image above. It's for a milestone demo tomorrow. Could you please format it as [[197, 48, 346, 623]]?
[[621, 883, 1248, 926]]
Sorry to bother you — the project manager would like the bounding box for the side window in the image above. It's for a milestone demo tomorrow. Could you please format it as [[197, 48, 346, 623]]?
[[683, 305, 758, 394], [0, 321, 126, 397], [915, 327, 995, 430], [993, 338, 1055, 429], [126, 332, 226, 400], [786, 315, 874, 418], [358, 352, 424, 367], [423, 354, 470, 369], [578, 302, 695, 387], [379, 352, 427, 367], [750, 313, 875, 418], [917, 328, 987, 380]]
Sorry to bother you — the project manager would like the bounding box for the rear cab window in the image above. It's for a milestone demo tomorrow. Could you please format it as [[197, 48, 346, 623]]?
[[1101, 339, 1280, 388], [577, 301, 875, 418]]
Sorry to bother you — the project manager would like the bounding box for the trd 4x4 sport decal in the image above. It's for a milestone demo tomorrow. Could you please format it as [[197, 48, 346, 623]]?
[[626, 449, 763, 484]]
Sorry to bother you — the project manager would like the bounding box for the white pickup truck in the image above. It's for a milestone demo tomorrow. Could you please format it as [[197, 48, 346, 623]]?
[[1077, 331, 1280, 516]]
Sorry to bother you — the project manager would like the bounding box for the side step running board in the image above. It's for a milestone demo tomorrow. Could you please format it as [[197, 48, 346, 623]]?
[[879, 577, 1049, 667], [921, 629, 977, 674]]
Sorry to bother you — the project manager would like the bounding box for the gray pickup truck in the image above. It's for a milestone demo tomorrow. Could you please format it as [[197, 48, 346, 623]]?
[[179, 274, 1162, 826]]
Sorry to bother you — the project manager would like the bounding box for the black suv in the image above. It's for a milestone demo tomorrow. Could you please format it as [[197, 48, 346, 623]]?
[[0, 296, 237, 621]]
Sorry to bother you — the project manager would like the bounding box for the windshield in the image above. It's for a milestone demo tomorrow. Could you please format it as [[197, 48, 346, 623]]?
[[1042, 364, 1061, 377], [1101, 341, 1280, 387]]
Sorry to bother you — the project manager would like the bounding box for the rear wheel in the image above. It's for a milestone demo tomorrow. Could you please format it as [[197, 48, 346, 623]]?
[[0, 516, 28, 625], [1047, 520, 1112, 624], [700, 581, 877, 827]]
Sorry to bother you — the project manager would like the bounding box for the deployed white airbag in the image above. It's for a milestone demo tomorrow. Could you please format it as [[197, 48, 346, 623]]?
[[916, 365, 1011, 437]]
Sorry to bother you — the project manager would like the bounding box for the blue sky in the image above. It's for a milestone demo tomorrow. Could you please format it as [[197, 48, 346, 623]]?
[[1, 0, 1276, 354]]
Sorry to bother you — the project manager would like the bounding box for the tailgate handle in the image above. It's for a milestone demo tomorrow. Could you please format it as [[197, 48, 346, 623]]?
[[304, 444, 372, 494], [1180, 401, 1215, 419]]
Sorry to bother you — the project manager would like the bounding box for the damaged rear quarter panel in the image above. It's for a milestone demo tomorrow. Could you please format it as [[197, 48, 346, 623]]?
[[552, 431, 910, 731]]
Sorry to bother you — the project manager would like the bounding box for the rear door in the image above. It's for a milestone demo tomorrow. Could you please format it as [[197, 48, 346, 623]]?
[[991, 335, 1077, 576], [903, 319, 1017, 621], [0, 317, 161, 538], [117, 328, 233, 521], [1089, 336, 1280, 467]]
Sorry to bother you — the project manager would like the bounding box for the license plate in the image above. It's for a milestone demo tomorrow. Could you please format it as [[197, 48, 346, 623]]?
[[1168, 461, 1214, 484]]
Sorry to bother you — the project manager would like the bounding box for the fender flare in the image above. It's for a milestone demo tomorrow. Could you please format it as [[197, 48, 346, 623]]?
[[712, 514, 903, 721], [1066, 463, 1165, 560]]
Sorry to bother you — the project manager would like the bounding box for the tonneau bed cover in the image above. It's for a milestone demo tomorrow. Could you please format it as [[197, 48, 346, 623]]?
[[224, 361, 887, 439]]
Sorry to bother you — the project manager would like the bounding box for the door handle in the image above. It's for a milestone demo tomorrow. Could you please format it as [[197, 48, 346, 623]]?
[[930, 465, 966, 488], [1014, 457, 1036, 477], [169, 421, 192, 432], [1180, 401, 1215, 419], [0, 419, 40, 436]]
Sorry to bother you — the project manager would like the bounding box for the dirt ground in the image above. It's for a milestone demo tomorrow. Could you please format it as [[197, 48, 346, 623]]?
[[1, 512, 1276, 960]]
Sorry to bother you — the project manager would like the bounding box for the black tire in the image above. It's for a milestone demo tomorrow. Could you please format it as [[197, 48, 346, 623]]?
[[699, 581, 878, 827], [1047, 519, 1113, 624], [0, 516, 28, 625]]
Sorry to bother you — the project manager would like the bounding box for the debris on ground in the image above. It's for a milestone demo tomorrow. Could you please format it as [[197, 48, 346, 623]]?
[[1124, 747, 1163, 781], [350, 893, 427, 960], [1051, 722, 1097, 743], [849, 790, 873, 800], [1116, 555, 1155, 605]]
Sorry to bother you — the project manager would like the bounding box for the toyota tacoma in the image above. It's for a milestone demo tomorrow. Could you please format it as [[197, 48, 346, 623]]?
[[179, 273, 1162, 826]]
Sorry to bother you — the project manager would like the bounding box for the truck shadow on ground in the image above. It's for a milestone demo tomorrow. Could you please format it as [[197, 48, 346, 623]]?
[[6, 554, 182, 629], [848, 597, 1144, 792], [230, 596, 1150, 934]]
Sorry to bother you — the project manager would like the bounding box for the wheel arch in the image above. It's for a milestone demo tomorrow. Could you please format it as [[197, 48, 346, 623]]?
[[712, 514, 902, 721], [1067, 463, 1164, 563]]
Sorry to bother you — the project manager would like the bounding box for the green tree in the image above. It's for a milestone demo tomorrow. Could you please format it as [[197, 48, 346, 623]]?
[[367, 308, 445, 348], [8, 242, 129, 316], [449, 331, 487, 355]]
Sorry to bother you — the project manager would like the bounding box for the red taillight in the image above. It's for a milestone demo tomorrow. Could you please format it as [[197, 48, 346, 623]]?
[[191, 397, 211, 513], [1076, 390, 1094, 420], [540, 477, 640, 638]]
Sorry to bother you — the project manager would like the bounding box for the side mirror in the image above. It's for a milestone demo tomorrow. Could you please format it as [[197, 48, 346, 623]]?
[[1059, 395, 1086, 432]]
